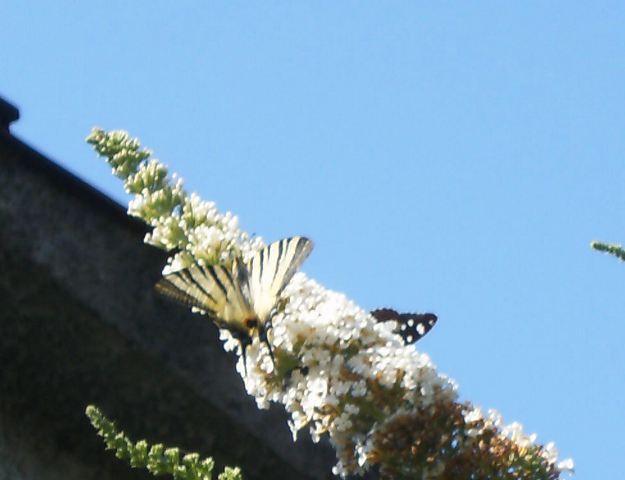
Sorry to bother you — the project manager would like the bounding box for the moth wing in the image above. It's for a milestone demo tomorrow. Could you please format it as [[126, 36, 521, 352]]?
[[371, 308, 437, 345], [247, 236, 314, 323]]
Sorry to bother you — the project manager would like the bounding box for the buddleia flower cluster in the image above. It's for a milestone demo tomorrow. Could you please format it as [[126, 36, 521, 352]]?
[[88, 128, 574, 479], [87, 128, 262, 271]]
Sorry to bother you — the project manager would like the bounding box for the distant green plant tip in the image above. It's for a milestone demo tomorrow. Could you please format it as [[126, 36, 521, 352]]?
[[85, 405, 241, 480], [591, 240, 625, 262]]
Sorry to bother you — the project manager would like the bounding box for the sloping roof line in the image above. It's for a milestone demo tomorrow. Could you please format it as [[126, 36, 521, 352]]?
[[0, 97, 147, 235]]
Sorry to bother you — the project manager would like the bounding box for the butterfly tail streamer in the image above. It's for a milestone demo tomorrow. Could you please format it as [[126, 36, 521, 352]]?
[[88, 128, 574, 479]]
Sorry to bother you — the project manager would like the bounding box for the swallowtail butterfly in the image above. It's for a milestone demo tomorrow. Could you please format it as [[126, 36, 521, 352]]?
[[156, 236, 313, 370], [371, 308, 437, 345]]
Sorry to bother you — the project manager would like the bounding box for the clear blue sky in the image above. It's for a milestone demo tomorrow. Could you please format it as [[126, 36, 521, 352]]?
[[3, 2, 624, 476]]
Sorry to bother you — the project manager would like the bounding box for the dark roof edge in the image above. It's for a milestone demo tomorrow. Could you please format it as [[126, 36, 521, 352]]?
[[0, 96, 20, 130], [1, 127, 149, 236]]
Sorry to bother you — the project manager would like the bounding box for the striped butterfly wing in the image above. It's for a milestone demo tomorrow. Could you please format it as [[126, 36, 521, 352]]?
[[371, 308, 438, 345], [246, 236, 314, 324], [156, 260, 255, 334]]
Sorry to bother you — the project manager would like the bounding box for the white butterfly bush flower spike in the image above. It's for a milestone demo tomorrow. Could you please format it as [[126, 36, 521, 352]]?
[[88, 128, 574, 479]]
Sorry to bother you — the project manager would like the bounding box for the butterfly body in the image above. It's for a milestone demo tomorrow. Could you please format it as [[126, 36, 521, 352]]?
[[156, 236, 313, 369]]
